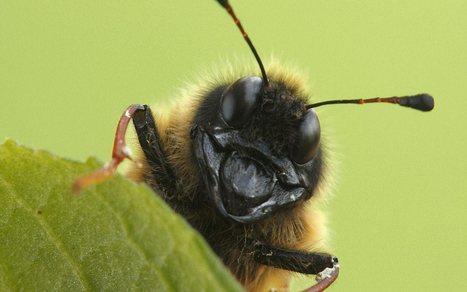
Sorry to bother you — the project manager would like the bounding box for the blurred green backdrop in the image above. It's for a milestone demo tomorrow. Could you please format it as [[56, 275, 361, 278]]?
[[1, 0, 465, 291]]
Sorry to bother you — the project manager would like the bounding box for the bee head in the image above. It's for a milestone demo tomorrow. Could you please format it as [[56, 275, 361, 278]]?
[[191, 72, 322, 224]]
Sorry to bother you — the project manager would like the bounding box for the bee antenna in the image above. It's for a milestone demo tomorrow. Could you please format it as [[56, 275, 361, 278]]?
[[216, 0, 270, 90], [305, 93, 435, 112]]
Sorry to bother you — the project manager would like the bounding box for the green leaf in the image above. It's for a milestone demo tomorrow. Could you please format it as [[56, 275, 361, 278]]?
[[0, 139, 244, 292]]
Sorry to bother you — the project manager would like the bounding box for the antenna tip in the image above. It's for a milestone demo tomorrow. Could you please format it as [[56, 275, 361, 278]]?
[[216, 0, 230, 9], [398, 94, 434, 112]]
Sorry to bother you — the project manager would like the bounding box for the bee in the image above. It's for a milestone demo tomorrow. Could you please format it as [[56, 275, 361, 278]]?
[[74, 0, 434, 291]]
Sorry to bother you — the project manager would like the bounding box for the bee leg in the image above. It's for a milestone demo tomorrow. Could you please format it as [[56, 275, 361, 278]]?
[[132, 105, 178, 198], [73, 104, 146, 192], [253, 243, 339, 292]]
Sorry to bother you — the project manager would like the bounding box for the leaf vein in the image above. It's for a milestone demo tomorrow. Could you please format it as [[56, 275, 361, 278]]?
[[95, 189, 174, 292], [0, 177, 90, 291]]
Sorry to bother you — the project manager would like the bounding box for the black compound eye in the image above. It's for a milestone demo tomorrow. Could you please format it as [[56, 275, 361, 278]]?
[[292, 109, 321, 164], [221, 75, 262, 127]]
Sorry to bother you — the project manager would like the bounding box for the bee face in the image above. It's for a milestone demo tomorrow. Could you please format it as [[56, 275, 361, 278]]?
[[191, 74, 323, 223]]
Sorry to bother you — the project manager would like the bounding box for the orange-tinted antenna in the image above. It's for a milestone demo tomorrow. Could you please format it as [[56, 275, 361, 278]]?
[[216, 0, 270, 90], [306, 94, 434, 112]]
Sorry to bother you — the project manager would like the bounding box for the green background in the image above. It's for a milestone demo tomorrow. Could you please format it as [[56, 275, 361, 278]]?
[[1, 0, 465, 291]]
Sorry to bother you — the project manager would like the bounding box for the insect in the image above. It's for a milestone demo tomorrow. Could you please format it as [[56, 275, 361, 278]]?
[[74, 0, 434, 291]]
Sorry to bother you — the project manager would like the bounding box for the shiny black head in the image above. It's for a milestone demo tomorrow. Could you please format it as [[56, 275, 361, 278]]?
[[191, 74, 322, 224], [189, 0, 325, 224]]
